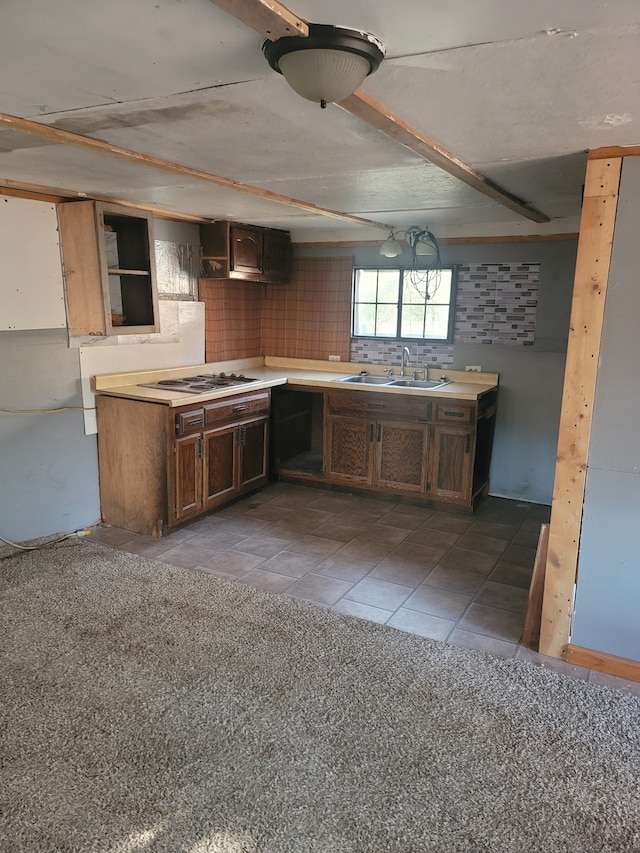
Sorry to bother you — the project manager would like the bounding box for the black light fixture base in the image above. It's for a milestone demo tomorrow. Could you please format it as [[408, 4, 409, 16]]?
[[262, 23, 385, 80]]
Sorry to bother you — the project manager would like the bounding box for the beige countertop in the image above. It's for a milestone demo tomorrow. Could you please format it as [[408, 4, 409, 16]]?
[[93, 356, 498, 407]]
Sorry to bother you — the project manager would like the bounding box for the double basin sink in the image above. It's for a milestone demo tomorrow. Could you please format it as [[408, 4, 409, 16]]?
[[336, 373, 450, 390]]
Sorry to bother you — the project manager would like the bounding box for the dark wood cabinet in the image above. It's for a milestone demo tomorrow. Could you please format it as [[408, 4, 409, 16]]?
[[429, 424, 473, 501], [171, 393, 270, 523], [200, 221, 291, 283], [325, 391, 432, 496], [326, 413, 429, 493], [174, 433, 201, 521], [59, 200, 159, 336], [275, 387, 497, 513], [96, 390, 270, 536], [378, 421, 429, 493], [326, 414, 372, 484]]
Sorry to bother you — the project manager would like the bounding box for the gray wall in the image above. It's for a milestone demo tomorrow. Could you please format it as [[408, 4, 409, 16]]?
[[571, 158, 640, 661], [297, 240, 577, 505], [0, 206, 201, 543], [0, 329, 100, 540]]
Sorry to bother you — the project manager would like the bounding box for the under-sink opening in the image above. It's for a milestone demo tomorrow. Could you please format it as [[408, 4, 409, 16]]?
[[271, 387, 324, 475]]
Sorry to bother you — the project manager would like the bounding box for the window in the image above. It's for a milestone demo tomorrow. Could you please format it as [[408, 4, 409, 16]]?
[[352, 266, 456, 342]]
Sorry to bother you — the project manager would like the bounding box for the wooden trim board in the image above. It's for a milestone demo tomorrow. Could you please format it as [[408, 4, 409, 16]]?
[[566, 645, 640, 683], [339, 91, 550, 224], [295, 234, 579, 249], [207, 0, 307, 38], [521, 523, 549, 650], [538, 158, 622, 659], [589, 145, 640, 160], [0, 112, 391, 231]]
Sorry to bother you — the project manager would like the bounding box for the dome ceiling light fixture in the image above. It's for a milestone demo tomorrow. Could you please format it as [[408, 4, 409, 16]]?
[[262, 23, 385, 109], [379, 226, 443, 292]]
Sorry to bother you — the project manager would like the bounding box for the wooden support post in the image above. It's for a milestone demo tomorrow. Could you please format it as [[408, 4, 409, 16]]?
[[538, 157, 622, 659]]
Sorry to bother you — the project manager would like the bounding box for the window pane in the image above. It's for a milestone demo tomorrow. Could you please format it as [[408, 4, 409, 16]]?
[[427, 270, 452, 304], [376, 303, 399, 336], [352, 265, 455, 342], [353, 303, 377, 336], [402, 276, 429, 304], [425, 304, 451, 339], [377, 270, 400, 302], [354, 269, 378, 302], [400, 304, 426, 338]]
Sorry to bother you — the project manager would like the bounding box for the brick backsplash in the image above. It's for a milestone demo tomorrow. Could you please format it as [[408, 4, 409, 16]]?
[[351, 262, 539, 363], [455, 262, 539, 345], [350, 340, 454, 368]]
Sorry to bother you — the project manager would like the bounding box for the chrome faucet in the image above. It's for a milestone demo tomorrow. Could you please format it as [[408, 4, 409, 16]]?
[[401, 346, 411, 377]]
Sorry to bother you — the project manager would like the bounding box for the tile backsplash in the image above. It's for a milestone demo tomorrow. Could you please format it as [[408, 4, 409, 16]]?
[[350, 340, 455, 368], [455, 262, 539, 345], [351, 262, 539, 365]]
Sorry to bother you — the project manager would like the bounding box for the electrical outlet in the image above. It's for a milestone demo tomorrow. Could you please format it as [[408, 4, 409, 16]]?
[[328, 354, 341, 361], [465, 365, 481, 372]]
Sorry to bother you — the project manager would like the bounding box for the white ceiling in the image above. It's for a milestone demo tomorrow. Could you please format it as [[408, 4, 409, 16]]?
[[1, 0, 639, 240]]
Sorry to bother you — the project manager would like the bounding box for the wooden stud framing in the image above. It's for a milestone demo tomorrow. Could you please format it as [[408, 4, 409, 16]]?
[[339, 91, 550, 224], [538, 158, 622, 659], [0, 112, 390, 231], [207, 0, 307, 39]]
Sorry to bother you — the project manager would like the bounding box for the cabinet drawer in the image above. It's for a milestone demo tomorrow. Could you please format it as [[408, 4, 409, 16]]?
[[327, 391, 431, 421], [205, 391, 270, 426], [174, 408, 205, 436], [434, 401, 475, 424]]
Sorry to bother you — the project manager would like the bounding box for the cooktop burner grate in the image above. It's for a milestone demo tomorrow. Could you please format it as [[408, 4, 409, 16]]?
[[138, 373, 259, 394]]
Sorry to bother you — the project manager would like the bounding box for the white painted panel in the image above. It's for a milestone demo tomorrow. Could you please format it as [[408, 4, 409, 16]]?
[[79, 300, 205, 434], [0, 197, 66, 330]]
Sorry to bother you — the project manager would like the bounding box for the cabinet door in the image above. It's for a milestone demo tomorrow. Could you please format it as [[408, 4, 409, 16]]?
[[203, 424, 238, 510], [238, 417, 269, 493], [429, 425, 473, 502], [230, 226, 263, 277], [174, 434, 203, 522], [326, 415, 373, 484], [263, 230, 291, 283], [59, 200, 159, 336], [376, 421, 429, 493]]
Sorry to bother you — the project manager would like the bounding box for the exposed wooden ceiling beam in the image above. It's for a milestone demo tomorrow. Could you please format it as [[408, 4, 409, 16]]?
[[207, 0, 307, 38], [0, 179, 212, 222], [339, 91, 550, 224], [208, 0, 550, 225], [296, 234, 578, 248], [0, 112, 390, 231]]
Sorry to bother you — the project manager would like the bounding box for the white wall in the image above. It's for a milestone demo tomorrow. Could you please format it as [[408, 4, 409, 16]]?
[[0, 197, 204, 541]]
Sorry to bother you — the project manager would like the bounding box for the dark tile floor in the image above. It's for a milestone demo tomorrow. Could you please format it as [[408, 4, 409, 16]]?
[[90, 482, 640, 697]]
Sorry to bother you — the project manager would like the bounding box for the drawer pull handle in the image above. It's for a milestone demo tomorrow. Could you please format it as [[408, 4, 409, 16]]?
[[443, 410, 464, 418], [367, 403, 385, 410], [233, 405, 247, 413]]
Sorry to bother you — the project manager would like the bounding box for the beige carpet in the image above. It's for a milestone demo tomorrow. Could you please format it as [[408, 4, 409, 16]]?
[[2, 538, 639, 852]]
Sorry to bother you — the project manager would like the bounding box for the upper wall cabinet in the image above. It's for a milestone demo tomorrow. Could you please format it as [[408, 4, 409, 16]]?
[[200, 221, 291, 284], [58, 201, 160, 336]]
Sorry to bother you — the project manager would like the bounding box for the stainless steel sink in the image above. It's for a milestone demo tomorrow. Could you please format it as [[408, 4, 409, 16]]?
[[386, 378, 450, 390], [336, 374, 392, 385]]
